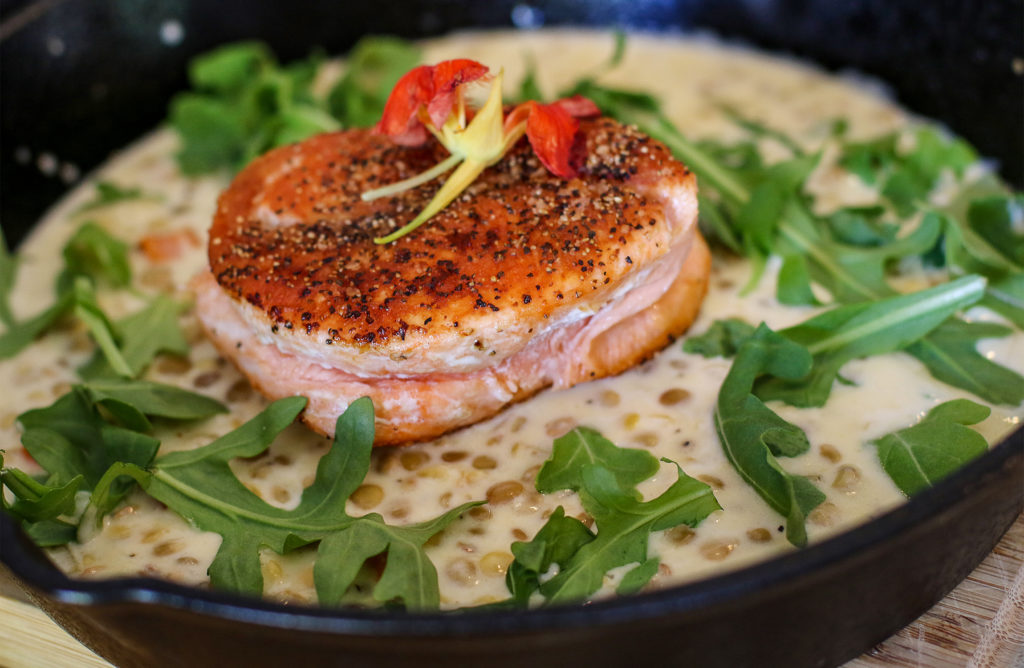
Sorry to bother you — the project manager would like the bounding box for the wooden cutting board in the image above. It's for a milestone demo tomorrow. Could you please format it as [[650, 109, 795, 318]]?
[[2, 513, 1022, 668]]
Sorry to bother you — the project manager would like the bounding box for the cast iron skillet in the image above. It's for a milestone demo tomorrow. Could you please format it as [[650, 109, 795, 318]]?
[[1, 1, 1022, 667]]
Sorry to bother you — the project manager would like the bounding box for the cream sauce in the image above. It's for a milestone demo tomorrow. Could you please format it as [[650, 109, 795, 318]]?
[[2, 29, 1022, 608]]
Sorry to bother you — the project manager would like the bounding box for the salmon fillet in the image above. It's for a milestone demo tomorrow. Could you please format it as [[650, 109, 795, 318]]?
[[197, 117, 708, 444]]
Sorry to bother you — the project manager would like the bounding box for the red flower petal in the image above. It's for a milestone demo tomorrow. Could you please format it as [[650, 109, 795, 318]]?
[[553, 95, 601, 118], [525, 101, 583, 179], [503, 102, 532, 133], [426, 59, 490, 127], [374, 65, 434, 146], [375, 59, 489, 146]]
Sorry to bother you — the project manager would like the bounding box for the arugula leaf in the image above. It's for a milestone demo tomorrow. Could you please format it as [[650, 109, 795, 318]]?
[[714, 325, 824, 547], [190, 41, 273, 92], [69, 278, 133, 377], [1, 220, 143, 375], [505, 507, 594, 605], [758, 275, 988, 407], [939, 210, 1021, 279], [840, 127, 977, 216], [0, 290, 75, 359], [170, 95, 249, 174], [823, 206, 896, 247], [82, 379, 226, 432], [507, 427, 719, 605], [0, 453, 83, 524], [872, 399, 990, 496], [772, 201, 941, 305], [23, 519, 81, 547], [718, 105, 804, 156], [569, 64, 1021, 404], [1, 449, 82, 547], [56, 222, 131, 293], [982, 272, 1024, 329], [563, 76, 940, 306], [74, 181, 160, 213], [78, 295, 189, 380], [735, 154, 820, 256], [0, 274, 138, 374], [535, 426, 658, 496], [697, 192, 744, 253], [93, 397, 478, 607], [15, 377, 219, 514], [906, 319, 1024, 406], [539, 462, 719, 603], [683, 318, 756, 358], [616, 557, 662, 595], [170, 42, 340, 174], [327, 36, 421, 128], [0, 229, 16, 326], [967, 195, 1024, 266], [838, 133, 898, 185], [18, 387, 161, 490], [690, 276, 990, 407]]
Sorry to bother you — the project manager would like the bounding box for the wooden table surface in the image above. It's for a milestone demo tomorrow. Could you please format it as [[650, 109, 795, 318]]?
[[2, 513, 1022, 668]]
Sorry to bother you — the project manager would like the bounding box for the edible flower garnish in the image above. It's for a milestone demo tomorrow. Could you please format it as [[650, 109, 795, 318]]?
[[363, 59, 599, 243]]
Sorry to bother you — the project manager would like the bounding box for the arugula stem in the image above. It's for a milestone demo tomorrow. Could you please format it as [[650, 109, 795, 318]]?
[[648, 115, 750, 205], [775, 202, 887, 302], [803, 275, 985, 355]]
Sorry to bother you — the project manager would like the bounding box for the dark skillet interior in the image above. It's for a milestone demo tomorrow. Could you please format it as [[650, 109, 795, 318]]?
[[1, 2, 1022, 667]]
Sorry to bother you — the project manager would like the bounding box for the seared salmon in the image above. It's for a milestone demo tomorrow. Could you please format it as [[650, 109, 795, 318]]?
[[195, 117, 708, 444]]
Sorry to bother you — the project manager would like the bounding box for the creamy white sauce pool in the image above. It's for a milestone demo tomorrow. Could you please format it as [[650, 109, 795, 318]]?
[[2, 29, 1022, 608]]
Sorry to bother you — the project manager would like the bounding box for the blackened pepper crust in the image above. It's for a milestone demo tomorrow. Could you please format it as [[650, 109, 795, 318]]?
[[208, 118, 693, 363]]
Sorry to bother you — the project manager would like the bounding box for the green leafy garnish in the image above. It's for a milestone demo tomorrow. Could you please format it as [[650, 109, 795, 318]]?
[[18, 380, 224, 491], [906, 319, 1024, 406], [557, 40, 1022, 407], [78, 295, 190, 380], [504, 506, 594, 605], [93, 397, 479, 607], [68, 278, 133, 377], [0, 277, 131, 377], [170, 41, 340, 174], [0, 289, 75, 359], [505, 427, 719, 604], [872, 399, 991, 496], [56, 221, 131, 293], [965, 195, 1024, 267], [683, 318, 757, 358], [535, 426, 659, 495], [1, 221, 188, 374], [840, 127, 977, 215], [74, 181, 160, 213], [0, 230, 16, 326], [170, 37, 422, 175], [327, 36, 421, 128], [758, 274, 987, 407], [982, 272, 1024, 329], [0, 451, 83, 547], [714, 325, 823, 547], [80, 379, 228, 432], [0, 218, 154, 365], [688, 275, 992, 408]]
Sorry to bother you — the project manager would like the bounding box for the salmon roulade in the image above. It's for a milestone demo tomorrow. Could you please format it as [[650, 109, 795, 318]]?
[[194, 113, 709, 445]]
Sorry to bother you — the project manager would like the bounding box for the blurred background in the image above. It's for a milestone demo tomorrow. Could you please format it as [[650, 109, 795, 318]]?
[[2, 0, 1022, 244]]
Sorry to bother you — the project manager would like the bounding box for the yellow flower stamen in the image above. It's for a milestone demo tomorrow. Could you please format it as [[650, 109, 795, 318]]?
[[369, 70, 515, 245]]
